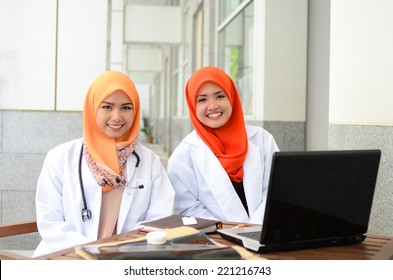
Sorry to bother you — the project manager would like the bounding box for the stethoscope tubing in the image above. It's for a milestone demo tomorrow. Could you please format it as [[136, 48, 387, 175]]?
[[79, 144, 92, 221], [78, 143, 141, 222]]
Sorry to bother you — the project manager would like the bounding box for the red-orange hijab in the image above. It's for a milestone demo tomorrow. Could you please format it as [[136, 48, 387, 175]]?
[[185, 66, 248, 183], [83, 71, 140, 183]]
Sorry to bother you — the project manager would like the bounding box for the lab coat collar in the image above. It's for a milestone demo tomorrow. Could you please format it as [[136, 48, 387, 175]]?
[[184, 126, 262, 222], [190, 142, 250, 222]]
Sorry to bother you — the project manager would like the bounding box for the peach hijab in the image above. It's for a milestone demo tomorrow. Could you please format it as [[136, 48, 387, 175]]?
[[83, 71, 140, 191], [185, 66, 248, 183]]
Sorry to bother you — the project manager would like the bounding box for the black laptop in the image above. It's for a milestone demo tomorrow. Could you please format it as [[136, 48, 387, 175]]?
[[217, 149, 381, 253]]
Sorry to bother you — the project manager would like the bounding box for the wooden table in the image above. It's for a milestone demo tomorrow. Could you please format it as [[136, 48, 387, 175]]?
[[34, 223, 393, 260]]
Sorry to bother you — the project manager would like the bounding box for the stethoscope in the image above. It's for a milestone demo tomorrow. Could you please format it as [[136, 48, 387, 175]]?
[[78, 143, 143, 222]]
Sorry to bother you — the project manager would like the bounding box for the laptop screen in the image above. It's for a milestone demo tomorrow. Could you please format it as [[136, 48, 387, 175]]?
[[261, 149, 381, 244]]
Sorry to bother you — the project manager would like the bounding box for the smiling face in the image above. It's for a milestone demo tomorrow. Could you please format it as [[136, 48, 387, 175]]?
[[95, 90, 134, 139], [195, 82, 232, 129]]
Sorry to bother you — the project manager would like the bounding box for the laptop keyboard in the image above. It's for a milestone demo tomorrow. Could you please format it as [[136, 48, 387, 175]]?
[[238, 231, 262, 241]]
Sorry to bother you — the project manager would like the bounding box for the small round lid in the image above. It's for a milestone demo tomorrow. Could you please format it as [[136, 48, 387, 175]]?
[[146, 231, 167, 245]]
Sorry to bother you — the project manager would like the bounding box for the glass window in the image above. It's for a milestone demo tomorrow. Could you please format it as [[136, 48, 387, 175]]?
[[193, 7, 204, 70], [181, 5, 192, 117], [219, 0, 245, 22], [184, 5, 191, 63], [173, 3, 191, 118], [218, 1, 254, 115]]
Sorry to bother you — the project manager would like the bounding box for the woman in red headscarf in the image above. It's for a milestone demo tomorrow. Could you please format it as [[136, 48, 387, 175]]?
[[167, 66, 279, 224], [34, 71, 174, 257]]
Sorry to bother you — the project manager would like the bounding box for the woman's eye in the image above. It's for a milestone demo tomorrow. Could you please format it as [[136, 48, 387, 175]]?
[[197, 98, 206, 103], [122, 105, 133, 110], [217, 94, 226, 99], [102, 105, 112, 110]]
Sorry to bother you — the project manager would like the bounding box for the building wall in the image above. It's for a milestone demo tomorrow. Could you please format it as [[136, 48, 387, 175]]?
[[300, 0, 393, 237], [0, 111, 82, 250], [328, 125, 393, 236], [325, 1, 393, 236], [0, 0, 107, 250], [263, 121, 305, 151]]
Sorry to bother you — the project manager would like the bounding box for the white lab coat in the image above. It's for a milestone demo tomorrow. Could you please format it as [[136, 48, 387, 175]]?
[[167, 126, 279, 224], [33, 138, 175, 257]]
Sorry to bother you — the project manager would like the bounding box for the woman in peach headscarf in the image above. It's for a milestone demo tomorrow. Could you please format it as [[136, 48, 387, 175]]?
[[167, 66, 279, 224], [34, 71, 174, 257]]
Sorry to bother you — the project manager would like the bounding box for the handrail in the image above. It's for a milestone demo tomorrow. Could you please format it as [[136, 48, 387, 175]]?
[[0, 221, 38, 238]]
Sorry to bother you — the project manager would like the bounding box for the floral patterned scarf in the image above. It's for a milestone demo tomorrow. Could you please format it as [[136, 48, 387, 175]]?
[[83, 141, 137, 192]]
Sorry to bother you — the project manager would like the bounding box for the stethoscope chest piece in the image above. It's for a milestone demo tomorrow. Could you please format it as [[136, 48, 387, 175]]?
[[81, 208, 92, 222]]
